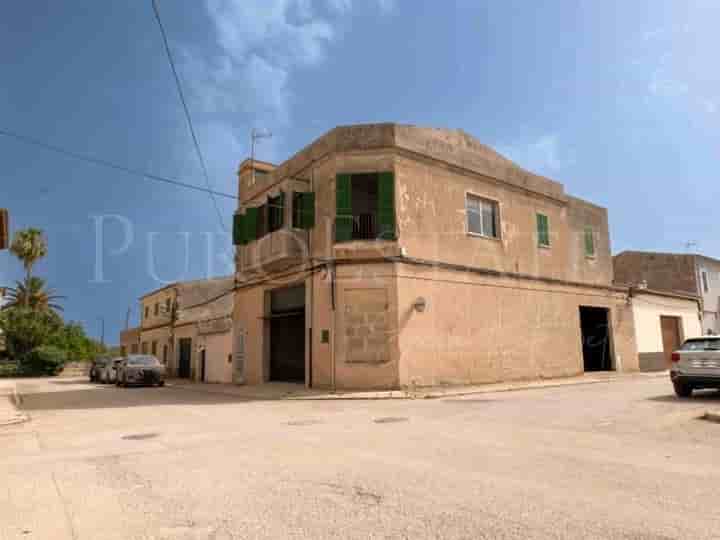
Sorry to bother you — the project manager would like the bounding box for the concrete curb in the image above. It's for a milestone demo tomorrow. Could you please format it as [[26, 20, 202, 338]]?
[[701, 410, 720, 424], [166, 371, 670, 402]]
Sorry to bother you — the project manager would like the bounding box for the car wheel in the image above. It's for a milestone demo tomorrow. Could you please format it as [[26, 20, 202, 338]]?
[[674, 382, 692, 398]]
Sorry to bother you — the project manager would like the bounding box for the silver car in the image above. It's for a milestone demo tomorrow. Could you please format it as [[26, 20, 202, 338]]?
[[98, 357, 123, 384], [116, 355, 166, 387], [670, 336, 720, 397]]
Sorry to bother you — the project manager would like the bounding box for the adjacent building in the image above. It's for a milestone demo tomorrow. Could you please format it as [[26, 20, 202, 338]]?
[[626, 287, 701, 371], [120, 277, 235, 383], [232, 124, 639, 390], [614, 251, 720, 335]]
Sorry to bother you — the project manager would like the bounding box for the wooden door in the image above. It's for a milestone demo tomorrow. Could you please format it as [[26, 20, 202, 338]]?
[[660, 316, 682, 367]]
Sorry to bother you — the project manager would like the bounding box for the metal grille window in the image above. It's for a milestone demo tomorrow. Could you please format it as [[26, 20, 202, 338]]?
[[466, 194, 499, 238], [584, 226, 595, 257]]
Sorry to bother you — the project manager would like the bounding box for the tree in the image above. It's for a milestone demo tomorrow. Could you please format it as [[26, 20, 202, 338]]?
[[10, 228, 48, 286], [47, 322, 105, 362], [0, 307, 63, 359], [3, 277, 64, 314]]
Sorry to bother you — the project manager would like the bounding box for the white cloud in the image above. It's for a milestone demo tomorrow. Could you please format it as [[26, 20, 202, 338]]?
[[496, 134, 572, 175]]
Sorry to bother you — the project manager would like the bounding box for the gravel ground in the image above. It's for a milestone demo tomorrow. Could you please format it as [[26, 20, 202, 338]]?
[[1, 376, 719, 539]]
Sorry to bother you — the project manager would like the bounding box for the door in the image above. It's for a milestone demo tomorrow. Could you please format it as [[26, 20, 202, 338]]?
[[178, 338, 192, 379], [200, 349, 206, 382], [579, 306, 613, 372], [269, 285, 306, 383], [661, 316, 682, 368]]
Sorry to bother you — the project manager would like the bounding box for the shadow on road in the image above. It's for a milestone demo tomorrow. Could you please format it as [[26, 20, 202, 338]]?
[[647, 390, 720, 403], [18, 385, 250, 412]]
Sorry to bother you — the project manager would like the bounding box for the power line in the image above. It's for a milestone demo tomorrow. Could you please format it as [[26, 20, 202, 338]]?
[[150, 0, 226, 231], [0, 127, 238, 200]]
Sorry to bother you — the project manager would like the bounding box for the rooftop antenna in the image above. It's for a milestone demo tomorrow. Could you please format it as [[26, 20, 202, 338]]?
[[250, 128, 273, 187], [685, 241, 698, 253]]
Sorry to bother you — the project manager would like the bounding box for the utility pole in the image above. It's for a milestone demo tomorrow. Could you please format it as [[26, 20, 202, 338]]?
[[125, 308, 131, 330], [97, 316, 105, 348], [0, 208, 9, 250]]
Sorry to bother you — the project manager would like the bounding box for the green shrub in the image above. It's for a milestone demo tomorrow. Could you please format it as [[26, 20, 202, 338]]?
[[22, 346, 67, 376]]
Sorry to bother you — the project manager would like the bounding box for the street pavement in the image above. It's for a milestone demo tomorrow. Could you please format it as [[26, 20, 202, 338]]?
[[1, 376, 719, 539]]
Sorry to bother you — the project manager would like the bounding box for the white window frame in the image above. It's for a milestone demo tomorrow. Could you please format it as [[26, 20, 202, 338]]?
[[465, 192, 501, 240]]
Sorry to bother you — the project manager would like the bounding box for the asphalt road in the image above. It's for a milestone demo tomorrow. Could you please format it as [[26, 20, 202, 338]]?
[[1, 376, 719, 539]]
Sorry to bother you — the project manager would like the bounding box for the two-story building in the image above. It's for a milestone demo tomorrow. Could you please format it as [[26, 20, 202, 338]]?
[[614, 251, 720, 335], [120, 276, 235, 383], [232, 124, 639, 390]]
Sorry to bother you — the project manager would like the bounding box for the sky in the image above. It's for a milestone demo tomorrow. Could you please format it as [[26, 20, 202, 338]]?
[[1, 0, 719, 343]]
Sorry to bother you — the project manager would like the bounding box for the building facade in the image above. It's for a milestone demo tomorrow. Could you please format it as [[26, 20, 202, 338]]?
[[120, 277, 235, 382], [614, 251, 720, 335], [627, 288, 702, 371], [232, 124, 639, 390]]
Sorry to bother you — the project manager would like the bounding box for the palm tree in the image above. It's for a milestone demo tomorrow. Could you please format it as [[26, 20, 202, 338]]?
[[10, 228, 48, 285], [2, 277, 64, 314]]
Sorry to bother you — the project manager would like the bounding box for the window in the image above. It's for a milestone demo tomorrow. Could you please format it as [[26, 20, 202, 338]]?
[[154, 303, 159, 316], [130, 343, 139, 354], [151, 341, 157, 356], [292, 192, 315, 229], [335, 172, 395, 241], [141, 342, 148, 354], [466, 194, 499, 238], [144, 306, 149, 320], [536, 213, 550, 247], [268, 192, 285, 233], [702, 271, 709, 293], [256, 203, 268, 238], [166, 298, 172, 314], [584, 226, 595, 257]]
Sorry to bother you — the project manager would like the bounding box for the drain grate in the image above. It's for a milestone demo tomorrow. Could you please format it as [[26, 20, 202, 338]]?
[[373, 417, 408, 424], [122, 433, 159, 441]]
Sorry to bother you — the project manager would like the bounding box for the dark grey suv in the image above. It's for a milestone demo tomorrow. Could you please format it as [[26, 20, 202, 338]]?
[[116, 355, 166, 387]]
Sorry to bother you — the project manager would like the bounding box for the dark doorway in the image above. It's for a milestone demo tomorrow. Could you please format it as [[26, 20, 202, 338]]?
[[579, 306, 613, 372], [200, 349, 207, 382], [178, 338, 192, 379], [269, 285, 306, 383], [351, 173, 379, 240], [660, 316, 683, 368]]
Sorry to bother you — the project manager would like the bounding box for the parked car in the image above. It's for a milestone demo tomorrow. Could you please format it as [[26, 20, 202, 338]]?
[[89, 357, 110, 382], [99, 357, 123, 384], [116, 355, 166, 387], [670, 336, 720, 397]]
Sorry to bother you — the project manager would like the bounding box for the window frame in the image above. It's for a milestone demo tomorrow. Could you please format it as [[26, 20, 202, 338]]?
[[465, 191, 501, 240], [701, 270, 710, 293], [536, 212, 550, 248], [584, 226, 596, 258]]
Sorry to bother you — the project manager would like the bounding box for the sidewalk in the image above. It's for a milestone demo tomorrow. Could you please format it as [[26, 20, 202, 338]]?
[[167, 370, 670, 402], [0, 380, 29, 427]]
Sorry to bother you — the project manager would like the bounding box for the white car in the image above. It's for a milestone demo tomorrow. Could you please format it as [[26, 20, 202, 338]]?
[[670, 336, 720, 397]]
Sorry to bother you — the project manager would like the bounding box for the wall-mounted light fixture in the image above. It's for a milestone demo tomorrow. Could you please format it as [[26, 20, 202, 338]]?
[[413, 297, 427, 313]]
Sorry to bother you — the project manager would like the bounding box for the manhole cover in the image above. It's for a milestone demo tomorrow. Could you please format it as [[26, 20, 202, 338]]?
[[122, 433, 159, 441], [286, 419, 322, 426], [373, 417, 408, 424]]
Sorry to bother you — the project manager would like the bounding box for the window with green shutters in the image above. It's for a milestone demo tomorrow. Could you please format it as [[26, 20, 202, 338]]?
[[244, 206, 258, 242], [268, 192, 284, 233], [536, 213, 550, 247], [293, 192, 315, 230], [335, 171, 396, 242], [335, 173, 353, 242], [232, 213, 245, 246], [584, 226, 595, 257]]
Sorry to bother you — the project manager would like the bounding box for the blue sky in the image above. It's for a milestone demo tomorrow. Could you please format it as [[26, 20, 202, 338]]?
[[1, 1, 718, 343]]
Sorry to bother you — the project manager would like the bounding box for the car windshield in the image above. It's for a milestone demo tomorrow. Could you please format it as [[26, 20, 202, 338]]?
[[680, 339, 720, 351], [127, 356, 159, 366]]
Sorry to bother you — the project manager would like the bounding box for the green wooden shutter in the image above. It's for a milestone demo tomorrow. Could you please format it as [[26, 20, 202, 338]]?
[[277, 191, 285, 228], [233, 213, 245, 246], [245, 206, 258, 242], [584, 226, 595, 256], [536, 213, 549, 247], [301, 192, 315, 229], [335, 174, 353, 242], [377, 171, 396, 240]]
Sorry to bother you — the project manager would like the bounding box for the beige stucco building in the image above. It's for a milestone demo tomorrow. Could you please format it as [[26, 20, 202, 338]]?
[[232, 124, 639, 390], [625, 288, 701, 371], [120, 277, 234, 383]]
